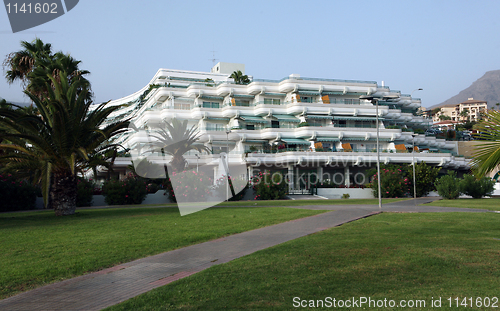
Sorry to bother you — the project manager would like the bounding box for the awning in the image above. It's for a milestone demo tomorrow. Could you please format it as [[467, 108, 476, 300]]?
[[306, 115, 333, 120], [263, 92, 286, 97], [322, 91, 344, 95], [367, 138, 392, 142], [240, 116, 268, 123], [232, 94, 254, 99], [334, 116, 384, 121], [317, 137, 340, 142], [281, 138, 311, 145], [199, 95, 224, 100], [244, 140, 267, 144], [273, 114, 301, 122], [342, 137, 366, 141], [298, 90, 321, 96], [204, 117, 229, 121]]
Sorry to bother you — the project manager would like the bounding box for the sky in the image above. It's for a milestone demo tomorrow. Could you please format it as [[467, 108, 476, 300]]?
[[1, 0, 500, 108]]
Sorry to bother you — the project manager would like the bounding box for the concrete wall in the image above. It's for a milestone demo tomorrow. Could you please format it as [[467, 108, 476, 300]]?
[[35, 191, 172, 209], [317, 188, 374, 199]]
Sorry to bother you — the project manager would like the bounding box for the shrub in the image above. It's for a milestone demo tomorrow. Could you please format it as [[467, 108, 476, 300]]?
[[76, 178, 94, 207], [0, 174, 37, 212], [229, 182, 249, 201], [167, 170, 212, 203], [435, 171, 461, 199], [342, 193, 350, 199], [102, 173, 148, 205], [459, 174, 495, 199], [253, 171, 288, 200], [146, 183, 159, 193], [405, 162, 441, 197], [371, 165, 410, 198]]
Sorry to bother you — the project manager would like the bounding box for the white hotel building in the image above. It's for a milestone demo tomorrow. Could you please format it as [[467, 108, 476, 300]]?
[[100, 63, 469, 192]]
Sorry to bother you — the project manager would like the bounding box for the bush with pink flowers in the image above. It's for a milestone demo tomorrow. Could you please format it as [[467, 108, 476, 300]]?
[[102, 173, 148, 205], [253, 171, 288, 200]]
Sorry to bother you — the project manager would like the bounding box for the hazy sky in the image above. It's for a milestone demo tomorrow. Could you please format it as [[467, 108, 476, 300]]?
[[1, 0, 500, 107]]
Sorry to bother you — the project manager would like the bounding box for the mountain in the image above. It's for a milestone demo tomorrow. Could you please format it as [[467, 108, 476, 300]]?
[[431, 70, 500, 109]]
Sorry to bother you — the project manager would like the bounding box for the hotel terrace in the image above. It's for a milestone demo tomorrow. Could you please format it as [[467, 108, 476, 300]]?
[[96, 63, 470, 192]]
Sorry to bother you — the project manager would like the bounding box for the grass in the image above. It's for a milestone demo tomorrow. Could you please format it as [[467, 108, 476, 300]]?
[[106, 212, 500, 311], [422, 198, 500, 211], [0, 205, 326, 299]]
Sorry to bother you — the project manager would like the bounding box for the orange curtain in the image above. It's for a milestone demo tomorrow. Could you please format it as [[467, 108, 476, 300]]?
[[342, 143, 352, 151], [322, 95, 330, 104], [395, 144, 407, 152]]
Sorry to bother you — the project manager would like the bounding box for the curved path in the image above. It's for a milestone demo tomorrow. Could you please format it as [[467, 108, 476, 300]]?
[[0, 198, 495, 311]]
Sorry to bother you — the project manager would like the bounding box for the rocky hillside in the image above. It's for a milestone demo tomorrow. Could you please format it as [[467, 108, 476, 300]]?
[[431, 70, 500, 109]]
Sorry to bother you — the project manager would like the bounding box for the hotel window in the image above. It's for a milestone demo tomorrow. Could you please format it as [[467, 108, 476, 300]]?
[[264, 98, 281, 105], [202, 101, 220, 108], [344, 99, 360, 105]]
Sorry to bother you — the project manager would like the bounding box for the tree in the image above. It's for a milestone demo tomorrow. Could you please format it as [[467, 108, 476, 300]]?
[[472, 110, 500, 178], [439, 115, 451, 121], [3, 38, 91, 100], [459, 109, 469, 122], [230, 70, 250, 85], [0, 72, 129, 215], [146, 119, 210, 173]]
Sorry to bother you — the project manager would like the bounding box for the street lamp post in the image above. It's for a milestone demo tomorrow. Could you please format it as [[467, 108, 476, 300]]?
[[360, 94, 400, 210], [410, 88, 423, 206], [225, 128, 231, 202], [412, 134, 417, 205]]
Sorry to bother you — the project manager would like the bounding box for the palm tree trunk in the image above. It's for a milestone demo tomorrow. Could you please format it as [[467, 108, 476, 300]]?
[[51, 171, 77, 216]]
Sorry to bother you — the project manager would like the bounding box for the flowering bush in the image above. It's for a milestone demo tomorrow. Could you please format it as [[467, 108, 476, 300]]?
[[164, 170, 212, 203], [102, 173, 148, 205], [253, 171, 288, 200], [0, 174, 37, 212], [371, 165, 410, 198]]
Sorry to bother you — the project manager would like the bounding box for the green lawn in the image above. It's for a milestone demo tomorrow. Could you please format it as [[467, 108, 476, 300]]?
[[422, 198, 500, 211], [0, 206, 325, 299], [106, 212, 500, 311]]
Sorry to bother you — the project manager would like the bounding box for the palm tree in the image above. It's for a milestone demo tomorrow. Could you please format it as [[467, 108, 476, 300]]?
[[459, 109, 469, 122], [472, 110, 500, 178], [3, 38, 52, 86], [0, 72, 129, 215], [230, 70, 250, 85], [146, 119, 210, 172], [3, 38, 91, 100]]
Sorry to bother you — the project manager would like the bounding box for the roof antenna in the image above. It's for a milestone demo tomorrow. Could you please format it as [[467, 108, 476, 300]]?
[[210, 49, 218, 68]]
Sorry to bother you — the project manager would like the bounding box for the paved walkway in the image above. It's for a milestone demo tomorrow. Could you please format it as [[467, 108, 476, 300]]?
[[0, 198, 496, 311]]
